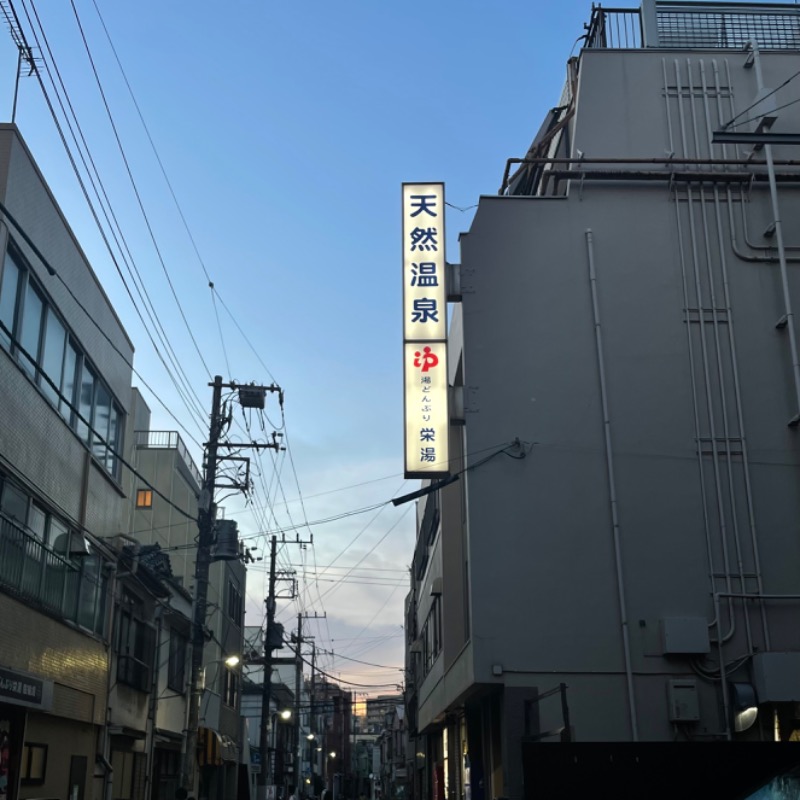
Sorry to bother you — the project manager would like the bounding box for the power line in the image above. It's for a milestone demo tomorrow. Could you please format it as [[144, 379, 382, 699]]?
[[66, 0, 214, 383], [24, 0, 208, 426], [722, 67, 800, 129], [726, 95, 800, 131], [8, 0, 208, 435], [316, 650, 403, 672]]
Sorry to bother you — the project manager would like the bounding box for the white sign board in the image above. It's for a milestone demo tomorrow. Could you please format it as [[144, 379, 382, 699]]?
[[402, 183, 447, 341], [402, 183, 450, 478]]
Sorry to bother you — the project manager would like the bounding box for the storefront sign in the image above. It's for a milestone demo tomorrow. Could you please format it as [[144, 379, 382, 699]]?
[[402, 183, 450, 478], [0, 667, 53, 711]]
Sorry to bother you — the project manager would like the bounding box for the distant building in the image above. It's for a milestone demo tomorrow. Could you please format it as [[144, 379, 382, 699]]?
[[405, 1, 800, 798], [365, 696, 403, 735], [376, 706, 404, 800], [104, 539, 192, 800], [130, 403, 247, 800]]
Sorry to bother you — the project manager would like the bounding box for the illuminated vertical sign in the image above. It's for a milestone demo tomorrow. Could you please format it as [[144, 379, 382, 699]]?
[[402, 183, 449, 478]]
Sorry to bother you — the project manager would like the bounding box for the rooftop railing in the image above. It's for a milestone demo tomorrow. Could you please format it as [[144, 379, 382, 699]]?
[[135, 430, 203, 488], [584, 7, 643, 48], [584, 2, 800, 50]]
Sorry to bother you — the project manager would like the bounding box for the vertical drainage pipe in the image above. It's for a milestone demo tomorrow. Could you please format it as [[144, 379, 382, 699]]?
[[669, 59, 723, 651], [676, 58, 736, 641], [697, 59, 753, 653], [717, 58, 771, 649], [749, 43, 800, 423], [584, 229, 639, 742], [673, 185, 720, 642]]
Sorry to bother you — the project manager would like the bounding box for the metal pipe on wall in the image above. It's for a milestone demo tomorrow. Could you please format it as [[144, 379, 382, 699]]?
[[675, 58, 737, 643], [584, 228, 639, 742], [697, 59, 754, 654], [666, 59, 730, 655], [672, 188, 721, 640], [712, 59, 771, 650]]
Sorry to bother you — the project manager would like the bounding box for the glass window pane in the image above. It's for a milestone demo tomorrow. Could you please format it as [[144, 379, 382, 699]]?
[[77, 362, 95, 444], [40, 308, 66, 405], [106, 405, 121, 477], [28, 504, 46, 541], [92, 383, 111, 461], [0, 251, 20, 349], [60, 341, 78, 423], [0, 483, 27, 525], [19, 281, 43, 377], [48, 517, 68, 552], [27, 743, 46, 780], [77, 555, 99, 629]]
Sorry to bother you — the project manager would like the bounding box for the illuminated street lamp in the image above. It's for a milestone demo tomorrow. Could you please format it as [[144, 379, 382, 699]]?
[[326, 753, 337, 800], [200, 654, 241, 690]]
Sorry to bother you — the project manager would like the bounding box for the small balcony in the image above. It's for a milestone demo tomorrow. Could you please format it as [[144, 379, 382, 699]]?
[[0, 513, 108, 636]]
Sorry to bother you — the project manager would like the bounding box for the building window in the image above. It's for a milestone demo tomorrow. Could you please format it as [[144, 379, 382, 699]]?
[[227, 581, 243, 627], [117, 591, 155, 692], [422, 597, 442, 675], [0, 480, 28, 526], [0, 244, 125, 481], [136, 489, 153, 509], [167, 630, 187, 693], [0, 250, 20, 348], [222, 668, 239, 708], [20, 743, 47, 784], [18, 280, 43, 379]]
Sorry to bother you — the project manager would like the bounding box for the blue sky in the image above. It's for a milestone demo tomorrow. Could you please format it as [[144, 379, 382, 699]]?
[[0, 0, 627, 689]]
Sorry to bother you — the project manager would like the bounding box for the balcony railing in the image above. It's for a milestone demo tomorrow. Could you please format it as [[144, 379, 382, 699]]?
[[135, 430, 203, 488], [0, 513, 107, 635]]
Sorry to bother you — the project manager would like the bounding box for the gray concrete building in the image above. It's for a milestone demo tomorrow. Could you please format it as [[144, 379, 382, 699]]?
[[405, 2, 800, 798], [0, 123, 134, 800]]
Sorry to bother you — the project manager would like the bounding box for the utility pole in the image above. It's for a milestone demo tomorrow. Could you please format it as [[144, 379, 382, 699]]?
[[294, 614, 303, 798], [181, 377, 283, 795], [181, 375, 223, 794], [309, 643, 316, 799], [258, 535, 278, 800]]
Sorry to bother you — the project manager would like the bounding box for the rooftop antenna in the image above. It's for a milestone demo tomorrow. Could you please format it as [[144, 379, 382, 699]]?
[[0, 0, 41, 122]]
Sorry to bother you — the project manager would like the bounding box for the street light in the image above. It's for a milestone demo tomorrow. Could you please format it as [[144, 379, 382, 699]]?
[[326, 753, 337, 800], [200, 654, 241, 690]]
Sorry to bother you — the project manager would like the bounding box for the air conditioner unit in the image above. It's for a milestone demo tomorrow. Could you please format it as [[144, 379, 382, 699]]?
[[410, 639, 423, 654]]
